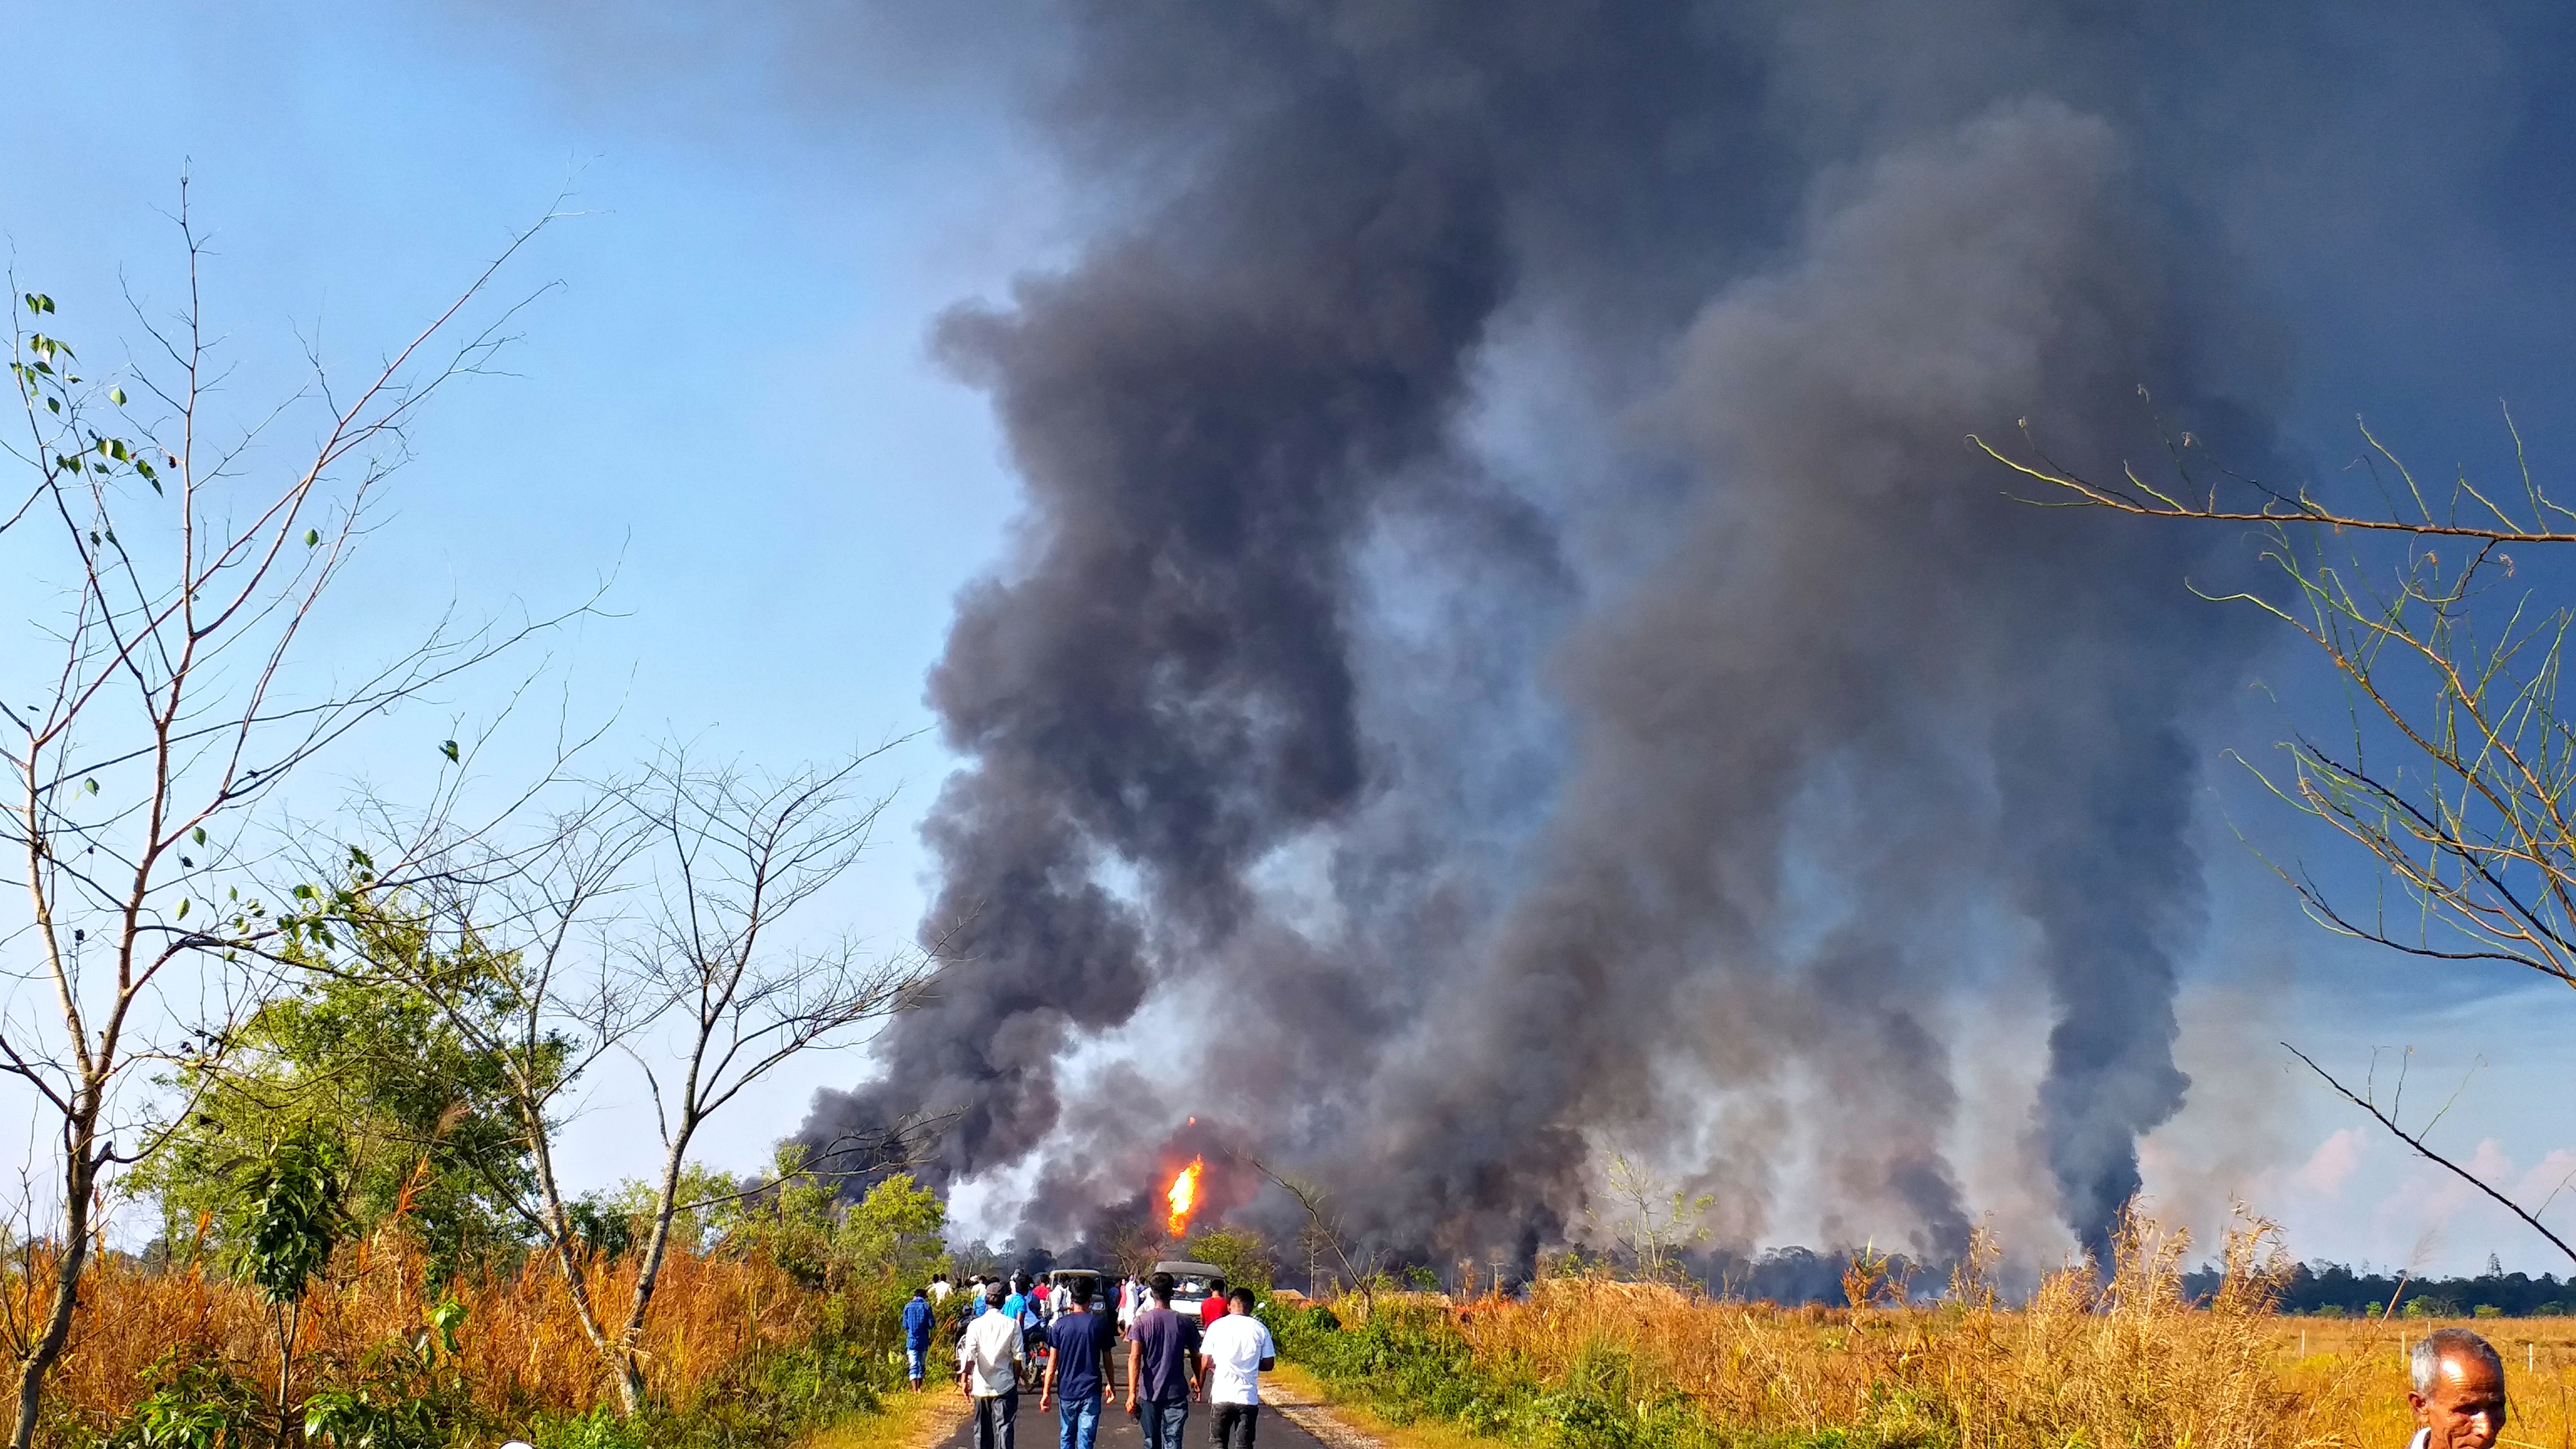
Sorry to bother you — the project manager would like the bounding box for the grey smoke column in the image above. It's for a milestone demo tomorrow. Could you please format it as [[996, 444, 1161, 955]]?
[[1346, 100, 2253, 1266], [802, 3, 1512, 1185], [805, 0, 2277, 1262]]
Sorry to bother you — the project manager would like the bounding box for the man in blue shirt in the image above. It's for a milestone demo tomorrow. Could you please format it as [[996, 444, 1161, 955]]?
[[901, 1288, 936, 1390], [1002, 1275, 1043, 1358], [1124, 1273, 1200, 1449], [1038, 1278, 1118, 1449]]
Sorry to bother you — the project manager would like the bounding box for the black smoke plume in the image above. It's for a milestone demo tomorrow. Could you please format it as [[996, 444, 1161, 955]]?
[[804, 1, 2315, 1270]]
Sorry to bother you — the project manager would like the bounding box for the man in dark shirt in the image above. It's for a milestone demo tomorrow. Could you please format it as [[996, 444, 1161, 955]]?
[[1039, 1280, 1117, 1449], [1124, 1272, 1200, 1449], [901, 1287, 935, 1390]]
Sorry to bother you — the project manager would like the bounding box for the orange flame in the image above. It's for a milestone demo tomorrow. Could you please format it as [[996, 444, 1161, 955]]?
[[1166, 1157, 1204, 1238]]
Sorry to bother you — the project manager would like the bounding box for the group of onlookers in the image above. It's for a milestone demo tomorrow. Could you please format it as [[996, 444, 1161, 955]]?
[[903, 1270, 1275, 1449]]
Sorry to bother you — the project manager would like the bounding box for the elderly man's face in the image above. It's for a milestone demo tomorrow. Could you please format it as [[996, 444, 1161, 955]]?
[[2412, 1351, 2507, 1449]]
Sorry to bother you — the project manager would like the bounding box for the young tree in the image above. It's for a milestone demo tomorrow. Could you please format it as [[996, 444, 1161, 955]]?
[[1181, 1228, 1276, 1295], [0, 192, 571, 1448], [230, 1128, 347, 1437], [594, 750, 934, 1410], [128, 913, 558, 1282], [1245, 1156, 1377, 1314], [1592, 1152, 1712, 1286], [345, 749, 938, 1414], [1982, 411, 2576, 1267]]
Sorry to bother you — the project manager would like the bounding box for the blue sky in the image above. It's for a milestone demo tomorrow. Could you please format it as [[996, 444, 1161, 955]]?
[[10, 1, 2576, 1278], [0, 1, 1045, 1220]]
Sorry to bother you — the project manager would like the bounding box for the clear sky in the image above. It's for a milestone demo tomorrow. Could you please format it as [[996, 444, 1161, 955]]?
[[0, 1, 1048, 1232], [8, 1, 2576, 1281]]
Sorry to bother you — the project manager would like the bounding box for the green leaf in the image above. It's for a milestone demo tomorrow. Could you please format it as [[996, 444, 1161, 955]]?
[[176, 898, 190, 920], [107, 386, 125, 405], [440, 739, 460, 763], [193, 826, 207, 846], [304, 528, 320, 547], [83, 778, 97, 795]]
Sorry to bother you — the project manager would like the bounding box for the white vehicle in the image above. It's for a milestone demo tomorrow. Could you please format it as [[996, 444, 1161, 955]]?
[[1152, 1259, 1228, 1318], [1044, 1267, 1107, 1318]]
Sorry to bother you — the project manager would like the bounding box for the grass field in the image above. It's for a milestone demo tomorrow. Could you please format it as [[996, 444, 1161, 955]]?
[[24, 1233, 903, 1446], [1275, 1218, 2576, 1449]]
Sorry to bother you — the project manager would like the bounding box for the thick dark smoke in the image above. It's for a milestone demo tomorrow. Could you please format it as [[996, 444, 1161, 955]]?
[[802, 1, 2326, 1270]]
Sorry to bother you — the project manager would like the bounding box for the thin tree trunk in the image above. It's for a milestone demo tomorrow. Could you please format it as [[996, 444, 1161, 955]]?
[[519, 1106, 633, 1414], [610, 1116, 701, 1415], [12, 1125, 93, 1449]]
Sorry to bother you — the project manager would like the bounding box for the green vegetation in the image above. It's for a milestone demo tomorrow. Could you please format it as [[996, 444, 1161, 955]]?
[[1265, 1303, 1732, 1449]]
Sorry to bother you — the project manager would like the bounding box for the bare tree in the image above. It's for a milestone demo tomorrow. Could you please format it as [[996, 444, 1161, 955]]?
[[345, 747, 937, 1414], [1244, 1155, 1377, 1315], [598, 749, 935, 1412], [0, 188, 574, 1448], [1981, 409, 2576, 1268], [1590, 1152, 1712, 1287]]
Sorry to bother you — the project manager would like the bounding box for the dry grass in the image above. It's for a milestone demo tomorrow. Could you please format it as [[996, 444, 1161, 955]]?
[[1299, 1215, 2576, 1449], [20, 1229, 831, 1438]]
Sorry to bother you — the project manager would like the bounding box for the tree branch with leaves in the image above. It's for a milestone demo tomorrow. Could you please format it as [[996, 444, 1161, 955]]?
[[0, 186, 581, 1449]]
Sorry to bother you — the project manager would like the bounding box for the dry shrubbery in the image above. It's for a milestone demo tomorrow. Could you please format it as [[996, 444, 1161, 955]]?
[[1282, 1211, 2555, 1449], [17, 1229, 849, 1444]]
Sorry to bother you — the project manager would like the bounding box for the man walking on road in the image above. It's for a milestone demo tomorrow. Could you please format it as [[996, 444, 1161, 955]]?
[[1040, 1279, 1117, 1449], [1126, 1272, 1200, 1449], [1198, 1287, 1276, 1449], [961, 1281, 1027, 1449], [903, 1287, 936, 1390]]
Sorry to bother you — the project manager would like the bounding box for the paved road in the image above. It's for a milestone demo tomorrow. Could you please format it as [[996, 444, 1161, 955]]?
[[932, 1346, 1349, 1449]]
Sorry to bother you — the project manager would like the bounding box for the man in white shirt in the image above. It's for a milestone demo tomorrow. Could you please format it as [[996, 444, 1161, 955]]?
[[959, 1282, 1027, 1449], [1196, 1287, 1277, 1449]]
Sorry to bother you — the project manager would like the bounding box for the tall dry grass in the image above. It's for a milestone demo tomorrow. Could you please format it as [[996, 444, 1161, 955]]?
[[18, 1229, 830, 1440], [1296, 1214, 2576, 1449]]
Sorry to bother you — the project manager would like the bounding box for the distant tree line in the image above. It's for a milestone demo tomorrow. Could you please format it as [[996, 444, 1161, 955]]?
[[2185, 1261, 2576, 1318]]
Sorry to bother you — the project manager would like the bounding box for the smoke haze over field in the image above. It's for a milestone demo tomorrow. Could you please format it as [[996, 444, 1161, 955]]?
[[776, 1, 2535, 1270], [19, 0, 2576, 1286]]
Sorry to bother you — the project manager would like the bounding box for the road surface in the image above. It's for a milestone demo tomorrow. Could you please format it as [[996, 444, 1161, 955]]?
[[931, 1346, 1364, 1449]]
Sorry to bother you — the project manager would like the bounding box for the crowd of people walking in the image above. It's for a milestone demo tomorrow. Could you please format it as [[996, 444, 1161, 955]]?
[[899, 1268, 1276, 1449]]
